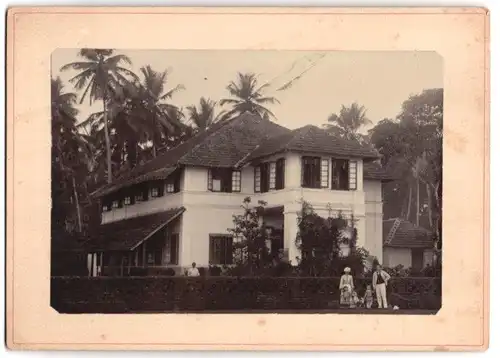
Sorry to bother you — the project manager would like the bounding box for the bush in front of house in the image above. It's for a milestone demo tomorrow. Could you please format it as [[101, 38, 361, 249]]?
[[51, 276, 441, 313]]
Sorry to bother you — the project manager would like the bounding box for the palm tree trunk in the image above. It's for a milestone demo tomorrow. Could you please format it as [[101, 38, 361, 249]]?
[[72, 176, 82, 232], [426, 183, 433, 228], [405, 186, 412, 220], [416, 178, 420, 226], [102, 90, 113, 184]]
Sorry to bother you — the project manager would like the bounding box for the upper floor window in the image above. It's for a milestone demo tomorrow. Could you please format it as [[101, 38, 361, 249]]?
[[124, 196, 132, 205], [208, 168, 240, 193], [254, 158, 285, 193], [332, 159, 357, 190], [149, 180, 165, 198], [166, 171, 181, 194], [302, 156, 328, 188], [150, 187, 159, 198], [276, 158, 285, 190], [166, 182, 175, 193]]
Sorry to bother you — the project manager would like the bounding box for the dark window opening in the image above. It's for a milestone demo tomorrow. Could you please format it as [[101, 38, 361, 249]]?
[[276, 158, 285, 190], [209, 235, 233, 265], [260, 163, 270, 193], [164, 233, 179, 265], [332, 159, 349, 190], [208, 168, 236, 193], [302, 156, 321, 188]]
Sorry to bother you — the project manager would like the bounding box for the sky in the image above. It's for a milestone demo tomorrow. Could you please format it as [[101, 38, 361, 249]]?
[[51, 50, 443, 132]]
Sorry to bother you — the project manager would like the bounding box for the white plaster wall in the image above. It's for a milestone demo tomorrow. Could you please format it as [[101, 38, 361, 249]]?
[[364, 180, 384, 263], [183, 166, 208, 191], [101, 192, 183, 224], [383, 247, 412, 267], [179, 204, 238, 267]]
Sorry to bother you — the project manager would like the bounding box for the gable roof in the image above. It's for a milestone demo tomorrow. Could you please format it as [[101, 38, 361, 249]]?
[[91, 114, 393, 198], [244, 124, 379, 163], [383, 218, 434, 249], [179, 112, 290, 167], [91, 113, 289, 198]]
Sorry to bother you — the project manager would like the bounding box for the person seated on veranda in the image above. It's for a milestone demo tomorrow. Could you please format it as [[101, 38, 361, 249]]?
[[187, 262, 200, 277]]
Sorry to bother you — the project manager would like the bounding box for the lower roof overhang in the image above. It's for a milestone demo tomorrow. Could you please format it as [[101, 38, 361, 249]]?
[[83, 207, 185, 252]]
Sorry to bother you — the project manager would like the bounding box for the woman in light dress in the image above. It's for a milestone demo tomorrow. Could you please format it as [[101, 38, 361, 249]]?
[[339, 267, 355, 308]]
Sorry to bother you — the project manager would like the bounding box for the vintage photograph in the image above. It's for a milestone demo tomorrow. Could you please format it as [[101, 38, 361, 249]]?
[[50, 49, 443, 314]]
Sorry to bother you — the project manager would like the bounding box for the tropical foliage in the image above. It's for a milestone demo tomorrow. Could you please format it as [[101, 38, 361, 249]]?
[[323, 102, 372, 143], [369, 88, 443, 263], [220, 72, 280, 120], [295, 201, 368, 277]]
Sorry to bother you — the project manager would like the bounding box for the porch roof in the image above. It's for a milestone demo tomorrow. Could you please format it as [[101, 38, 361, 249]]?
[[383, 218, 434, 249], [84, 207, 185, 252]]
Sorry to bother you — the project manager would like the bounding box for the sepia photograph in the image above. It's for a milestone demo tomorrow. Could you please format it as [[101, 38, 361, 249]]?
[[6, 7, 488, 350], [50, 49, 443, 314]]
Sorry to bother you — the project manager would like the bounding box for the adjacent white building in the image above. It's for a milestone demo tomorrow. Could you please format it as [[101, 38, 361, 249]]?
[[86, 113, 394, 275]]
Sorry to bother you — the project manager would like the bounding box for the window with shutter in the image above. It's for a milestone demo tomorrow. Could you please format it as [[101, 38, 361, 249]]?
[[232, 171, 241, 192], [276, 158, 285, 190], [207, 169, 213, 191], [254, 166, 261, 192], [208, 168, 233, 192], [348, 160, 358, 190], [260, 163, 270, 192], [332, 159, 350, 190], [302, 156, 321, 188], [269, 162, 276, 190], [321, 158, 329, 188]]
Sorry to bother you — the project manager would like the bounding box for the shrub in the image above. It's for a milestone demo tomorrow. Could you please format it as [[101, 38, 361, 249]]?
[[51, 276, 441, 313]]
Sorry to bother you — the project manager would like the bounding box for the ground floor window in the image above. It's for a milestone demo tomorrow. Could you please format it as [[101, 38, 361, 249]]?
[[163, 233, 179, 265], [209, 235, 233, 265]]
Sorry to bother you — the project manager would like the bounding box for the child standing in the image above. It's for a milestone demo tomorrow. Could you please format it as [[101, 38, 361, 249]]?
[[364, 285, 374, 308]]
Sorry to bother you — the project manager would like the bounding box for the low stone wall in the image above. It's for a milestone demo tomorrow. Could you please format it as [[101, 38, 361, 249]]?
[[51, 276, 441, 313]]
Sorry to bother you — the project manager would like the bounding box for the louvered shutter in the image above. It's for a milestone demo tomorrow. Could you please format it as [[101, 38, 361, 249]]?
[[321, 158, 329, 188], [269, 162, 276, 190], [207, 169, 213, 191], [348, 160, 358, 190], [254, 166, 261, 192]]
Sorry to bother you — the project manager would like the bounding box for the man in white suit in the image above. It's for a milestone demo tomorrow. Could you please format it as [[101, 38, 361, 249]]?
[[372, 264, 391, 308]]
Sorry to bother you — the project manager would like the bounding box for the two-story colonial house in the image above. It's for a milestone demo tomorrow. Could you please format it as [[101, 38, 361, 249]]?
[[85, 112, 393, 276]]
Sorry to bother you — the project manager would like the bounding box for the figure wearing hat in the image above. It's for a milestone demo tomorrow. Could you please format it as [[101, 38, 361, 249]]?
[[339, 267, 355, 308]]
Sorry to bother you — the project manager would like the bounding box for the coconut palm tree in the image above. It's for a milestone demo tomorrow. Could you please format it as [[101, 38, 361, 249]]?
[[137, 65, 185, 156], [323, 103, 372, 143], [51, 77, 93, 232], [187, 97, 223, 131], [219, 72, 280, 120], [60, 49, 138, 184]]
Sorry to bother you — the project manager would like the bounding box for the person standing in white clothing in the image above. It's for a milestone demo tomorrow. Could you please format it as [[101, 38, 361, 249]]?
[[372, 264, 391, 308]]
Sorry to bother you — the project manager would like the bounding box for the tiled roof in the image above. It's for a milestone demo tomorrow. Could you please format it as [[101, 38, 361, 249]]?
[[383, 218, 434, 249], [179, 112, 290, 167], [363, 161, 398, 182], [91, 113, 289, 197], [91, 114, 392, 198], [244, 125, 380, 163], [83, 208, 185, 252], [92, 167, 178, 198]]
